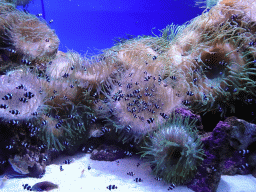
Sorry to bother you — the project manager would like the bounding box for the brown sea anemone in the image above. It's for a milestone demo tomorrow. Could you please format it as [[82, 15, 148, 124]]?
[[0, 67, 48, 121], [0, 9, 59, 64], [94, 55, 184, 143], [163, 0, 256, 116]]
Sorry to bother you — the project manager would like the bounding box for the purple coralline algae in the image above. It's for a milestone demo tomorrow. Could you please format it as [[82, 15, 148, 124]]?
[[188, 117, 256, 192]]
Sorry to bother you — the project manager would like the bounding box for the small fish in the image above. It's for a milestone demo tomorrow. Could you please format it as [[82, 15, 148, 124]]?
[[127, 172, 135, 176], [101, 126, 111, 133], [31, 181, 58, 191], [124, 151, 132, 156], [87, 146, 94, 153], [63, 159, 72, 164], [134, 178, 143, 182], [168, 183, 176, 190], [22, 183, 32, 191], [106, 185, 117, 190], [155, 177, 162, 181]]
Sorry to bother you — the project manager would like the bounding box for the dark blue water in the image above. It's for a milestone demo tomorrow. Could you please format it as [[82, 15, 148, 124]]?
[[19, 0, 203, 55]]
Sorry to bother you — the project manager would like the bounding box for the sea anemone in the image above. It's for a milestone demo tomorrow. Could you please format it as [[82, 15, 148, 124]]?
[[94, 57, 184, 144], [3, 0, 33, 8], [0, 67, 48, 121], [0, 65, 88, 151], [35, 102, 91, 151], [161, 0, 256, 117], [185, 14, 256, 115], [81, 36, 170, 94], [0, 8, 59, 64], [195, 0, 219, 9], [140, 113, 204, 185]]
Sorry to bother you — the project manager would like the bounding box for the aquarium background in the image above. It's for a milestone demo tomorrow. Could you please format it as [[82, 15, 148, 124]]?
[[19, 0, 203, 55]]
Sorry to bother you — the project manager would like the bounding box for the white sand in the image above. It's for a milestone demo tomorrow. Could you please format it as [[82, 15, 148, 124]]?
[[217, 175, 256, 192], [0, 153, 256, 192]]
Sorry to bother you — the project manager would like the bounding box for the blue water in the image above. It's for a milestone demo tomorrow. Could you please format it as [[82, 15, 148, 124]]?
[[19, 0, 203, 55]]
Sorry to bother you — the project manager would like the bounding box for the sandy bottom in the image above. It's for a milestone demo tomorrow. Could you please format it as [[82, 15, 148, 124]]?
[[0, 153, 256, 192]]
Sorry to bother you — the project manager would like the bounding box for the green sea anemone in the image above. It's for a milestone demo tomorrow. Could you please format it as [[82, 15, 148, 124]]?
[[195, 0, 219, 9], [36, 102, 90, 152], [140, 113, 204, 185]]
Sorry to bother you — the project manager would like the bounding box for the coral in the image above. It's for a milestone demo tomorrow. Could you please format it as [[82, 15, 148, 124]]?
[[188, 117, 256, 191], [226, 117, 256, 151], [217, 117, 256, 175], [187, 150, 221, 192], [187, 120, 229, 192], [90, 144, 126, 161], [140, 113, 204, 185], [220, 150, 251, 175], [248, 151, 256, 177], [8, 153, 46, 178]]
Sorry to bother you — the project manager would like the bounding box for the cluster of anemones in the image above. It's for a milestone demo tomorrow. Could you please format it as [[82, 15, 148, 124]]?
[[0, 0, 256, 186]]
